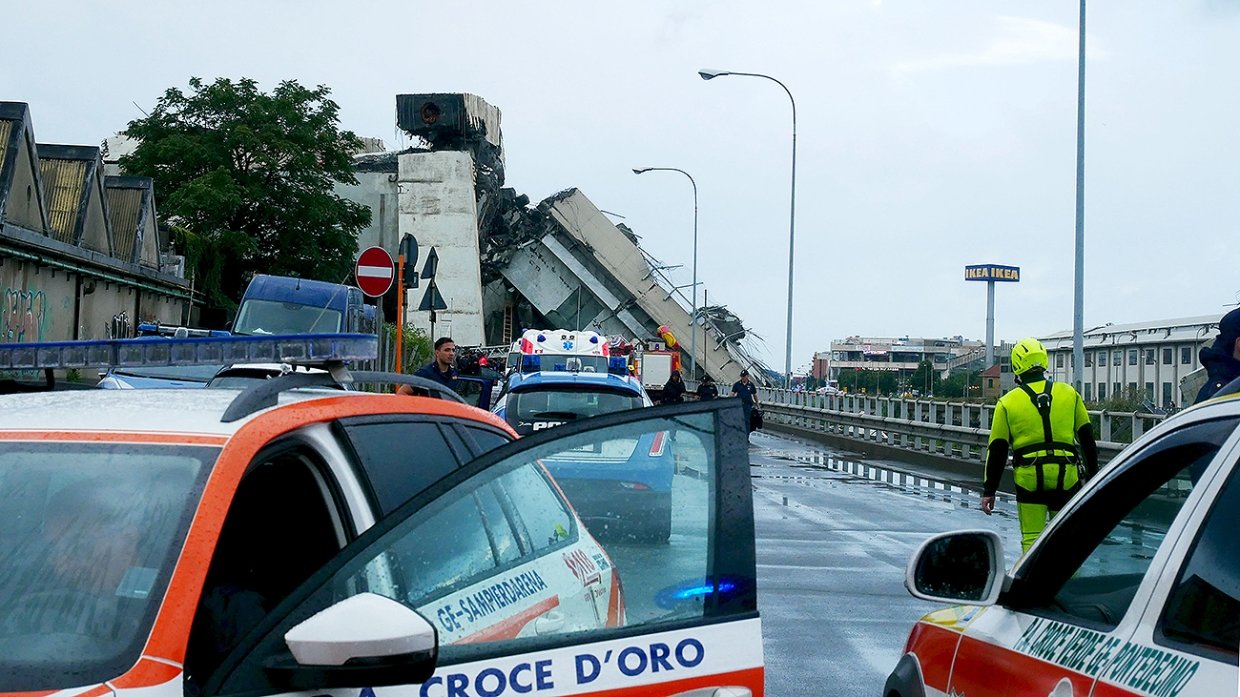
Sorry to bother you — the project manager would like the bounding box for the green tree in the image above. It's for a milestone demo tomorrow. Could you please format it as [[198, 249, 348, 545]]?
[[121, 77, 370, 312], [909, 359, 939, 396], [938, 369, 983, 400], [837, 368, 901, 396]]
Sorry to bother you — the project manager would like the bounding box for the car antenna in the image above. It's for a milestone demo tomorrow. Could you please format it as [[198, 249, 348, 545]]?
[[305, 273, 353, 332]]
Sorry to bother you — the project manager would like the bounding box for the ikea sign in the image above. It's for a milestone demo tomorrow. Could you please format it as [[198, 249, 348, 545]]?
[[965, 264, 1020, 282]]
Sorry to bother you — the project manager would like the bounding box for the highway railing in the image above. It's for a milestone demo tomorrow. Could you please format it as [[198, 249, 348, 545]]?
[[754, 389, 1168, 466]]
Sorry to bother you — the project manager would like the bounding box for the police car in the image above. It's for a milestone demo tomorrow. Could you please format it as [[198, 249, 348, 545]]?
[[885, 382, 1240, 697], [0, 332, 763, 696], [494, 330, 676, 543]]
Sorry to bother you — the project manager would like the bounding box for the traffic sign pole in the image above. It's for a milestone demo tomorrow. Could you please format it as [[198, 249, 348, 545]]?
[[395, 254, 405, 377]]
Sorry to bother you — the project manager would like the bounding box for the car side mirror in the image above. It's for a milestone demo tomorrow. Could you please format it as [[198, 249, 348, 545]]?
[[906, 530, 1006, 605], [266, 593, 438, 689]]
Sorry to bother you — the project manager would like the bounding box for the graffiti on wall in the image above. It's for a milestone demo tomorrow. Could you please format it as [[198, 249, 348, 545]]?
[[108, 311, 131, 339], [2, 288, 49, 343]]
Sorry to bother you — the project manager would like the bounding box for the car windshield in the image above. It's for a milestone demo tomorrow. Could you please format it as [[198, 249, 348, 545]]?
[[111, 364, 223, 382], [508, 386, 643, 423], [232, 299, 342, 334], [0, 443, 216, 691]]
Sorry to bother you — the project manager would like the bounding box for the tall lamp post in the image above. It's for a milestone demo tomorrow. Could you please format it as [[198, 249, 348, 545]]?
[[633, 167, 700, 380], [1072, 0, 1087, 390], [699, 68, 798, 389]]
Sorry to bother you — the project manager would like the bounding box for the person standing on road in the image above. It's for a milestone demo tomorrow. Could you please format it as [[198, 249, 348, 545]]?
[[661, 370, 686, 405], [695, 374, 718, 401], [404, 337, 459, 393], [731, 370, 760, 433], [981, 338, 1098, 553], [1194, 307, 1240, 404]]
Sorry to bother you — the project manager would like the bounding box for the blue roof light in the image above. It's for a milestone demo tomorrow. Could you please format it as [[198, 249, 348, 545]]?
[[0, 333, 377, 371]]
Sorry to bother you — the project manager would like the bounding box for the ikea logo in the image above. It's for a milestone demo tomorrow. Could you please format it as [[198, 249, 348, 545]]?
[[965, 265, 1020, 282]]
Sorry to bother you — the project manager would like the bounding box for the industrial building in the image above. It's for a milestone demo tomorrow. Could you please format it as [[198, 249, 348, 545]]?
[[1039, 315, 1221, 409], [0, 102, 190, 347]]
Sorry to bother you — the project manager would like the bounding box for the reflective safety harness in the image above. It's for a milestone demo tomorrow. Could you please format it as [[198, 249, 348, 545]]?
[[1012, 381, 1079, 493]]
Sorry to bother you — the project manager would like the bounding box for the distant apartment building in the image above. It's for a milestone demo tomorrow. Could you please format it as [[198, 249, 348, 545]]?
[[822, 336, 989, 384], [1039, 315, 1219, 409]]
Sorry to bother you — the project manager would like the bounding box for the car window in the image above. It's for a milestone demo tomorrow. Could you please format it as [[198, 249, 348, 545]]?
[[184, 446, 347, 689], [453, 377, 491, 410], [462, 425, 511, 454], [0, 444, 211, 692], [476, 484, 524, 566], [385, 488, 503, 600], [112, 364, 222, 382], [498, 463, 575, 552], [509, 386, 643, 425], [1013, 417, 1238, 630], [232, 299, 342, 334], [337, 419, 462, 516], [1157, 457, 1240, 663]]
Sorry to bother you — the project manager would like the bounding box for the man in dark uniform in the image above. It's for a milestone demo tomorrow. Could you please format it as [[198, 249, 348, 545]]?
[[731, 370, 759, 434], [1195, 307, 1240, 404], [661, 370, 687, 404], [695, 375, 718, 401], [412, 337, 460, 392]]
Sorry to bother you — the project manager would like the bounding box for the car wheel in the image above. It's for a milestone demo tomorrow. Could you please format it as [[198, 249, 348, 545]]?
[[640, 496, 672, 544]]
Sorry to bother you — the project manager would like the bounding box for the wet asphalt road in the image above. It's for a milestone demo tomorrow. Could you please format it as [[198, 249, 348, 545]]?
[[748, 429, 1024, 696]]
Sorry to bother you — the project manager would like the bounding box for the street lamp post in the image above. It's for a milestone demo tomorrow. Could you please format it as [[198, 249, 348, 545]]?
[[1072, 0, 1087, 391], [699, 68, 798, 389], [633, 167, 699, 380]]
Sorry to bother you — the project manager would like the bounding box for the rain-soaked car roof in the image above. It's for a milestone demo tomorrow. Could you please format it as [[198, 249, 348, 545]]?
[[0, 387, 415, 436]]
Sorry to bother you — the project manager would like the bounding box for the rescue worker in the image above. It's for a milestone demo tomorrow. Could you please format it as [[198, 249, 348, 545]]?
[[400, 337, 459, 394], [981, 338, 1098, 553], [1194, 306, 1240, 404]]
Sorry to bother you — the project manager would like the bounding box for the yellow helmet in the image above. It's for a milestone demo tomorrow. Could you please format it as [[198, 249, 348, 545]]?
[[1010, 338, 1049, 375]]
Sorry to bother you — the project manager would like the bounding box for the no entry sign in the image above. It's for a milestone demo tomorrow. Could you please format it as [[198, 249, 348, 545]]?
[[355, 246, 395, 297]]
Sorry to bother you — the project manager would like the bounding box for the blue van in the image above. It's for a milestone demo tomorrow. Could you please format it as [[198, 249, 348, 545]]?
[[232, 274, 375, 335]]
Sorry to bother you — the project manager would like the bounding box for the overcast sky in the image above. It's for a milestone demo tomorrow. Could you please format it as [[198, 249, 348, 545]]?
[[6, 1, 1238, 369]]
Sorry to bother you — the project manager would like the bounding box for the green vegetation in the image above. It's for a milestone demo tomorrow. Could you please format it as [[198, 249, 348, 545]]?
[[386, 323, 432, 374], [122, 77, 370, 314]]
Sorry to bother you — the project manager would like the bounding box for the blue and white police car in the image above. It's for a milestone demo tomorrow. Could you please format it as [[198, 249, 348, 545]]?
[[495, 331, 675, 543]]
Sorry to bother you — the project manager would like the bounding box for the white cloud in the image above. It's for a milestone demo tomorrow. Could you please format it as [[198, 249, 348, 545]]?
[[893, 15, 1108, 74]]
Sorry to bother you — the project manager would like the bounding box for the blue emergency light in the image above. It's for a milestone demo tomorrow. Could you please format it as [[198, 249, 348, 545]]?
[[0, 333, 378, 371], [136, 322, 232, 338]]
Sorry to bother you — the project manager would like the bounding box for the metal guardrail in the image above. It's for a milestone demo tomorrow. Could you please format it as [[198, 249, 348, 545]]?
[[754, 388, 1168, 465]]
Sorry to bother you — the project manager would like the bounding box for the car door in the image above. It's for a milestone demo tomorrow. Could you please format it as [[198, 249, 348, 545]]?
[[204, 400, 762, 697], [1122, 440, 1240, 697], [946, 416, 1239, 697]]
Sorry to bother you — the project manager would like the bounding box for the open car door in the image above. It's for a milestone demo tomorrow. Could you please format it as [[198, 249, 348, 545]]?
[[204, 400, 763, 697]]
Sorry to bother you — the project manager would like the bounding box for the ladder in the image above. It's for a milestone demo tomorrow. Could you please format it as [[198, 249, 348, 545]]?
[[502, 304, 514, 346]]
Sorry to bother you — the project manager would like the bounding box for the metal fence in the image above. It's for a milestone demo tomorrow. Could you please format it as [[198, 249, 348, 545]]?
[[754, 388, 1167, 465]]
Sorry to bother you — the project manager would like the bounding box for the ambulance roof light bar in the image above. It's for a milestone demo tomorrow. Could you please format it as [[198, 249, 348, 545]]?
[[0, 333, 378, 372]]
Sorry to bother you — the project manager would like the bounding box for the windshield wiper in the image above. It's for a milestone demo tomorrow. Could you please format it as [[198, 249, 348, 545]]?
[[527, 411, 580, 420]]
